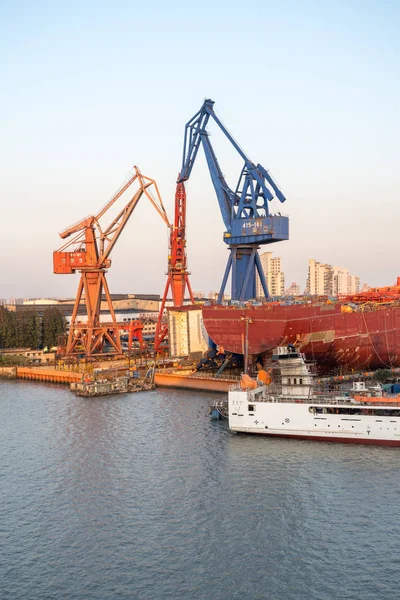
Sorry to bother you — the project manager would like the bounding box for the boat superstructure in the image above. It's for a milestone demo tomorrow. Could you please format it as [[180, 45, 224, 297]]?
[[228, 346, 400, 445]]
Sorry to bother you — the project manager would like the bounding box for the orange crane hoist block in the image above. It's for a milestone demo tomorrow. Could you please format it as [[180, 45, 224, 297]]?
[[53, 251, 86, 274]]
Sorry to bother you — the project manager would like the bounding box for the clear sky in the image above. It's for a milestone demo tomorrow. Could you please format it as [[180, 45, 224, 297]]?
[[1, 0, 399, 299]]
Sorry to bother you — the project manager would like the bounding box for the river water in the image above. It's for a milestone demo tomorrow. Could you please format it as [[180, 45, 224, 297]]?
[[1, 380, 400, 599]]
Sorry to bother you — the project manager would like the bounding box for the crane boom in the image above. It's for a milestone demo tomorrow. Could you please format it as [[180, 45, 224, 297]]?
[[99, 181, 152, 264], [200, 133, 233, 231]]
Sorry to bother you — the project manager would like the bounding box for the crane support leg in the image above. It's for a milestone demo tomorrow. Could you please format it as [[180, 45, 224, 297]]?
[[254, 250, 269, 299], [239, 247, 258, 301], [217, 254, 232, 304], [66, 271, 122, 358], [219, 246, 261, 302]]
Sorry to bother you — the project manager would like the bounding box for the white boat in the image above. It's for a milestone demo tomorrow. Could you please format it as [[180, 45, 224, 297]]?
[[228, 346, 400, 446]]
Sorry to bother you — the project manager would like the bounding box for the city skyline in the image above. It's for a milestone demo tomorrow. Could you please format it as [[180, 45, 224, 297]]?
[[1, 1, 399, 298], [1, 252, 367, 302], [306, 259, 360, 297]]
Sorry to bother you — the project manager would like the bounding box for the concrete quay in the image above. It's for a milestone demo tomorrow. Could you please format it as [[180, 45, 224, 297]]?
[[16, 367, 82, 384]]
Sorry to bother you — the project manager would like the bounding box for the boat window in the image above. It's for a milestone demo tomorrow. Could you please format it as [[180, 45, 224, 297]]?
[[248, 404, 255, 412], [309, 406, 400, 417]]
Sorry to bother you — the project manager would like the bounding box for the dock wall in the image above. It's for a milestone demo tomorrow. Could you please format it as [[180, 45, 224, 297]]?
[[17, 367, 82, 384], [0, 367, 17, 379], [4, 364, 235, 392]]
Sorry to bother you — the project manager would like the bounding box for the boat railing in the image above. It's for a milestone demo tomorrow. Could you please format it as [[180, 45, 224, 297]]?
[[191, 372, 240, 382], [239, 391, 400, 407]]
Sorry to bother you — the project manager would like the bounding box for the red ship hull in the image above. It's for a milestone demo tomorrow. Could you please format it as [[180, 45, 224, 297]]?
[[202, 302, 400, 370]]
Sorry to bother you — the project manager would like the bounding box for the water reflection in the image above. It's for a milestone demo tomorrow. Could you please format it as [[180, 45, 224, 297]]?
[[1, 381, 400, 600]]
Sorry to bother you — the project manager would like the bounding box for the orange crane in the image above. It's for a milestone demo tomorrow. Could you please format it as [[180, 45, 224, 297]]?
[[53, 166, 170, 359], [154, 180, 195, 350]]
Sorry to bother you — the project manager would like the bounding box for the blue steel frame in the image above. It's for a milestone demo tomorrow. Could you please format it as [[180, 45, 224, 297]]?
[[179, 99, 288, 302]]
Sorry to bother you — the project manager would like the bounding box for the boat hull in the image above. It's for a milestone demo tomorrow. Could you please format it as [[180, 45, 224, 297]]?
[[202, 302, 400, 370], [154, 372, 234, 392], [234, 429, 400, 447], [229, 390, 400, 446], [231, 430, 400, 446]]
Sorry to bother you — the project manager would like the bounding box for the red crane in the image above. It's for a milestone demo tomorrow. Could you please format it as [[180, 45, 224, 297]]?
[[154, 180, 195, 350], [117, 319, 146, 351], [53, 166, 169, 359]]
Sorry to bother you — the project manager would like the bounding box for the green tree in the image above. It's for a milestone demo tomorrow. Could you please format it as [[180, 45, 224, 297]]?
[[0, 306, 65, 349], [42, 307, 67, 349], [0, 306, 17, 348], [17, 311, 40, 349], [15, 312, 26, 347], [27, 312, 40, 349]]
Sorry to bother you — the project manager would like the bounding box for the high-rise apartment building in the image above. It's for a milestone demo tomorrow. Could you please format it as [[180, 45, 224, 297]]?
[[332, 267, 349, 296], [348, 275, 360, 295], [307, 259, 360, 296], [306, 259, 333, 296], [256, 252, 285, 298], [332, 267, 360, 296]]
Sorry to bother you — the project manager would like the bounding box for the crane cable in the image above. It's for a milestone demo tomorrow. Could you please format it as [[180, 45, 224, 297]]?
[[361, 308, 393, 369]]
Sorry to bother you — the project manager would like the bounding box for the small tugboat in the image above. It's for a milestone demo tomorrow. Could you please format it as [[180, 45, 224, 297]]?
[[228, 346, 400, 446]]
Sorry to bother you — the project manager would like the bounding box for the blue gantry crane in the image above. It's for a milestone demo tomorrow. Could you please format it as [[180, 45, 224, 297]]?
[[180, 99, 289, 302]]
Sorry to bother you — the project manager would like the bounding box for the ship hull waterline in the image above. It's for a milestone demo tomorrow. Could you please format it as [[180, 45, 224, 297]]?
[[231, 430, 400, 446]]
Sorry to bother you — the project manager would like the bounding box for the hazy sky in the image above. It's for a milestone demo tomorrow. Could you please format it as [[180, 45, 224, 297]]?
[[1, 0, 399, 299]]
